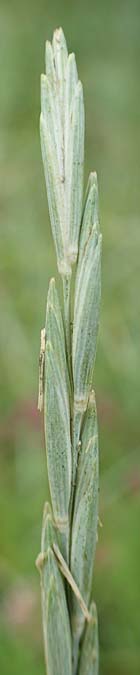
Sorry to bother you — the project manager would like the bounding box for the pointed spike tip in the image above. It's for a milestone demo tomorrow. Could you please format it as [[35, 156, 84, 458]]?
[[75, 79, 83, 98], [89, 170, 98, 185], [68, 52, 76, 63], [53, 26, 65, 41]]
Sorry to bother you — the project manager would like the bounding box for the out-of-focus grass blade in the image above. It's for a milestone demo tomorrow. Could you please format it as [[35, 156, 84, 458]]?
[[78, 602, 99, 675], [44, 340, 71, 560], [70, 393, 99, 648]]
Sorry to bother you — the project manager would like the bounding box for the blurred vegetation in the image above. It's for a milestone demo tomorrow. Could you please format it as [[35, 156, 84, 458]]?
[[0, 1, 140, 673]]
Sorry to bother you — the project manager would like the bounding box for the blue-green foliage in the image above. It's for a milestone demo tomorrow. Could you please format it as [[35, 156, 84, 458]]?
[[0, 1, 140, 674]]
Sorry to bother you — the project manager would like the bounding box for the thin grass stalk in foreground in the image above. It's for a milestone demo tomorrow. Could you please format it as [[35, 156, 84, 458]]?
[[36, 27, 102, 675]]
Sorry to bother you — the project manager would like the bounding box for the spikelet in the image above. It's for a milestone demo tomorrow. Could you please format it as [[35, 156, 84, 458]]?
[[73, 173, 102, 410], [70, 393, 99, 670], [71, 173, 101, 495], [44, 277, 72, 559], [36, 503, 72, 675], [40, 27, 84, 275]]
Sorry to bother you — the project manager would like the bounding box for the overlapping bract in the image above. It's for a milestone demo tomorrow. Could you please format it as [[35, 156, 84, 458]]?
[[40, 27, 84, 276], [71, 393, 99, 645], [70, 396, 99, 675], [44, 280, 71, 560], [73, 172, 102, 410], [37, 504, 72, 675]]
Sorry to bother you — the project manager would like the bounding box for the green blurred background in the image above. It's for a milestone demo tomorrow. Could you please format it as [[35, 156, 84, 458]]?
[[0, 1, 140, 673]]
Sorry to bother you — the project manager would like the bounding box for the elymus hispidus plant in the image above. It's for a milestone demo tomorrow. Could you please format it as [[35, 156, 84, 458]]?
[[36, 27, 102, 675]]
